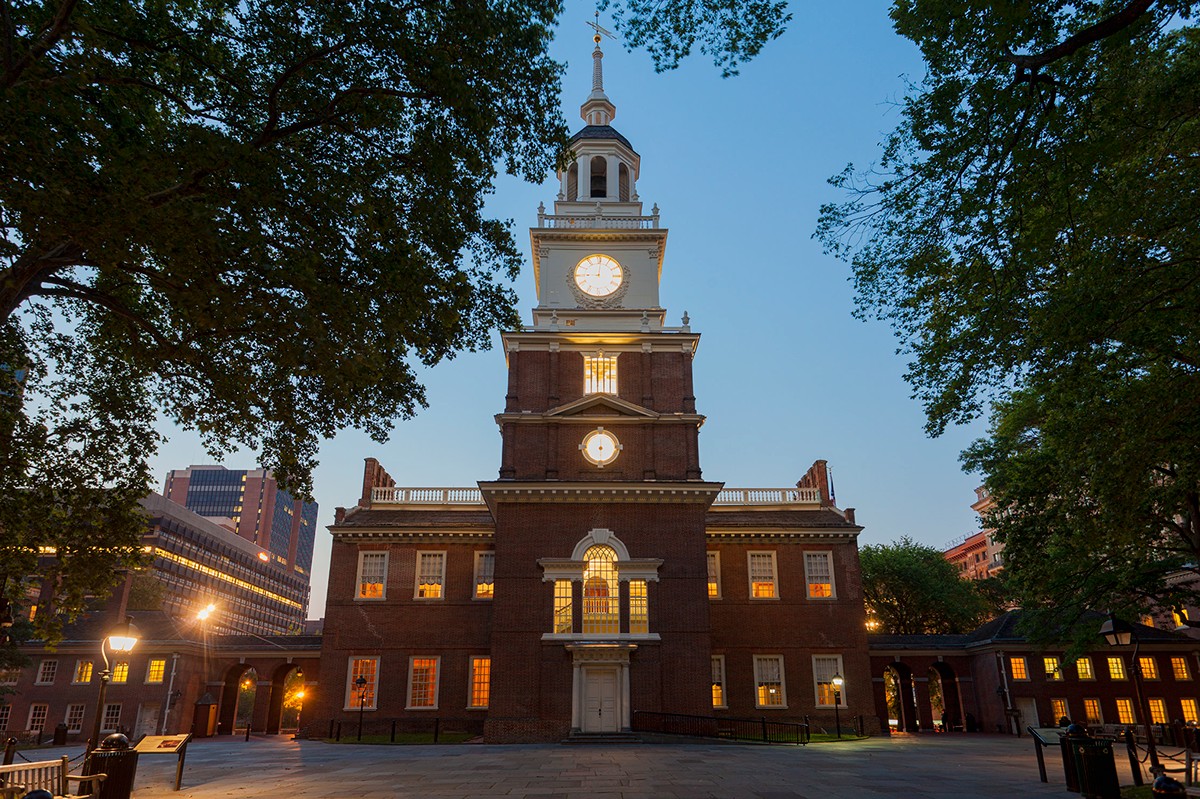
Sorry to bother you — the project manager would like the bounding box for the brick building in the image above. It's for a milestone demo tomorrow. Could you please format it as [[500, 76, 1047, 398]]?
[[310, 40, 873, 743], [943, 487, 1004, 580]]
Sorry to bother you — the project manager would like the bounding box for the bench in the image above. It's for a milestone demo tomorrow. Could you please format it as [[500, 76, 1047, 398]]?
[[0, 756, 105, 799]]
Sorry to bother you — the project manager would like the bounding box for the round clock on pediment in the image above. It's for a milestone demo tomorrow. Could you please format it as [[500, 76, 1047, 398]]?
[[572, 254, 626, 300], [581, 427, 621, 467]]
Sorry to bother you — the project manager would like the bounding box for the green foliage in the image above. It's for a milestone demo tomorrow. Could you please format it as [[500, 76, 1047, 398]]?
[[818, 2, 1200, 639], [0, 2, 784, 638], [125, 571, 166, 612], [860, 537, 992, 634]]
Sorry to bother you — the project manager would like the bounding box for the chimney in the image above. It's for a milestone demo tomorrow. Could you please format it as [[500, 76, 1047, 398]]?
[[360, 457, 396, 507], [845, 507, 856, 525], [797, 459, 832, 507]]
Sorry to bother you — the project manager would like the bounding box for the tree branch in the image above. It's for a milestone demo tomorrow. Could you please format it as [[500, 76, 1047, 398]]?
[[37, 278, 178, 352], [0, 0, 80, 90], [1004, 0, 1156, 81], [253, 86, 432, 148]]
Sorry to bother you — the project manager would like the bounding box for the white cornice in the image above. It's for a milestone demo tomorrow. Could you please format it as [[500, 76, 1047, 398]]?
[[705, 529, 862, 541], [530, 227, 668, 289], [478, 481, 723, 515], [330, 529, 494, 541]]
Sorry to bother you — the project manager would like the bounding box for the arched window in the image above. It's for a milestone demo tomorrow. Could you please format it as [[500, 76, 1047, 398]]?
[[566, 163, 578, 201], [582, 545, 619, 634], [618, 164, 630, 202], [590, 156, 607, 199]]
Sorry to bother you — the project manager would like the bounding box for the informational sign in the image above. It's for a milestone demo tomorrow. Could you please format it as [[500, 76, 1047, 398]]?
[[134, 733, 192, 790]]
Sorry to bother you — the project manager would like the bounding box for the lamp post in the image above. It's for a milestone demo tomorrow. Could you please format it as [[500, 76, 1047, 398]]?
[[831, 673, 844, 739], [1100, 613, 1160, 770], [355, 676, 368, 741], [90, 616, 139, 753]]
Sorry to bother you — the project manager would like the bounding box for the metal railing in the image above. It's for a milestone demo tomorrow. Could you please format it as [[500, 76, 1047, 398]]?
[[632, 711, 809, 745]]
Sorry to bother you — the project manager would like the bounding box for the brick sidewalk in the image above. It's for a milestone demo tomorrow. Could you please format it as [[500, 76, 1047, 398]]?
[[59, 733, 1084, 798]]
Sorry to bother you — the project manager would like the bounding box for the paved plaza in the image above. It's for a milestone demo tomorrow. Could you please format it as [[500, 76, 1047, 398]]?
[[43, 732, 1103, 799]]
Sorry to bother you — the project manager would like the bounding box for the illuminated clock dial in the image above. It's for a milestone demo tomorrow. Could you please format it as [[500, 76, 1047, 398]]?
[[573, 255, 623, 297], [581, 428, 621, 467]]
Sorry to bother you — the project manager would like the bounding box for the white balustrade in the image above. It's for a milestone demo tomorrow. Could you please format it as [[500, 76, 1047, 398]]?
[[712, 487, 822, 505], [536, 213, 659, 230], [370, 486, 821, 505]]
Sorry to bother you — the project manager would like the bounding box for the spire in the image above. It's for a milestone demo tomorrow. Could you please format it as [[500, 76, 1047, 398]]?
[[582, 13, 616, 126]]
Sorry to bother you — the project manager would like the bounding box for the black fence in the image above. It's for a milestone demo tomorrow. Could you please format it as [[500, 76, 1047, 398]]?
[[632, 711, 809, 745], [304, 716, 485, 742]]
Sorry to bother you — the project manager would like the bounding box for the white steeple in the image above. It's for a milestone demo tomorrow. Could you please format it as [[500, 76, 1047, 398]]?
[[580, 32, 616, 126]]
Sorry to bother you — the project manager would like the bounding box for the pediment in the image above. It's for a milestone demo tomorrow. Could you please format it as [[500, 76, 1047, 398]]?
[[545, 394, 659, 419]]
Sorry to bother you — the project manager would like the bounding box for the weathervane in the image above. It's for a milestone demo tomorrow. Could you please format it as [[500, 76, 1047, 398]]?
[[586, 10, 614, 44]]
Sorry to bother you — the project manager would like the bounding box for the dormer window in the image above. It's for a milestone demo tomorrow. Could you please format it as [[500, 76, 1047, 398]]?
[[584, 352, 617, 394]]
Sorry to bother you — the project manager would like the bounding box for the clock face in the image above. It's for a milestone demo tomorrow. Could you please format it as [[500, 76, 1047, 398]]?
[[581, 429, 620, 467], [574, 255, 623, 297]]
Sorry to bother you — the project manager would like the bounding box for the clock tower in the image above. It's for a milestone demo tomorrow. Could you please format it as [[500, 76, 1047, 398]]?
[[480, 34, 721, 741]]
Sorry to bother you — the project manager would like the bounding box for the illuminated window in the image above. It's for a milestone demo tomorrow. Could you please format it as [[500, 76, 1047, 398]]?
[[72, 660, 94, 684], [1051, 698, 1069, 722], [584, 353, 618, 394], [814, 655, 845, 707], [1116, 698, 1136, 724], [629, 580, 649, 634], [146, 659, 166, 684], [1108, 657, 1127, 681], [1182, 699, 1199, 724], [1044, 657, 1062, 681], [1149, 698, 1167, 724], [1139, 657, 1159, 680], [35, 660, 57, 685], [112, 662, 129, 683], [27, 705, 48, 732], [415, 552, 445, 599], [804, 552, 835, 599], [1172, 657, 1190, 681], [582, 546, 619, 634], [748, 552, 778, 599], [469, 657, 490, 709], [356, 551, 387, 600], [707, 552, 721, 599], [553, 580, 573, 633], [1172, 608, 1189, 628], [474, 552, 495, 599], [64, 704, 85, 733], [712, 656, 727, 709], [407, 657, 440, 709], [345, 657, 378, 710], [755, 655, 786, 708], [1084, 698, 1103, 725], [1076, 657, 1095, 680], [101, 704, 121, 733], [1009, 657, 1029, 681]]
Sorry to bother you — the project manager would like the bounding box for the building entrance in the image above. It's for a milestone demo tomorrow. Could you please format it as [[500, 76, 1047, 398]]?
[[583, 668, 619, 733]]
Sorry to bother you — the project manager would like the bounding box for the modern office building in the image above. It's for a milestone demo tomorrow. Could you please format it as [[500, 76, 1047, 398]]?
[[310, 38, 874, 743], [944, 487, 1004, 580], [163, 465, 318, 578]]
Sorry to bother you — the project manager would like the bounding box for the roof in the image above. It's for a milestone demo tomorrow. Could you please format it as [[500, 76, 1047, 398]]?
[[569, 125, 636, 152], [868, 634, 972, 650], [705, 510, 861, 530], [335, 508, 496, 529]]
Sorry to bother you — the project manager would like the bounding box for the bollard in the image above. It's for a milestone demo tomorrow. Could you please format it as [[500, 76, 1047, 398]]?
[[328, 719, 335, 739], [391, 720, 397, 743], [1126, 728, 1144, 787], [335, 722, 342, 742], [2, 737, 15, 766], [245, 722, 251, 742], [434, 717, 440, 743]]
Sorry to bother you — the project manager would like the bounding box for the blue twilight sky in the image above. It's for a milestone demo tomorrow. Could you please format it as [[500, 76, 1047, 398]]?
[[148, 0, 990, 619]]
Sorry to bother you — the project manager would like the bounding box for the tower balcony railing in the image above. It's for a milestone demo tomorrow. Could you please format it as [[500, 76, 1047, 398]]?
[[369, 485, 822, 505], [537, 210, 660, 229]]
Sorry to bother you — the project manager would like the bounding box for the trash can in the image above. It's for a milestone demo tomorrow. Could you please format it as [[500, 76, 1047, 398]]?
[[82, 733, 140, 799], [52, 723, 67, 746], [1060, 727, 1086, 793], [1071, 736, 1120, 799]]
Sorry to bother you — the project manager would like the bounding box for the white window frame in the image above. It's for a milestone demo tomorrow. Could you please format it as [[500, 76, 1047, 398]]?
[[0, 705, 10, 732], [1084, 697, 1104, 725], [355, 550, 388, 601], [753, 654, 787, 709], [813, 654, 846, 708], [35, 660, 57, 685], [473, 551, 495, 600], [707, 552, 722, 599], [1076, 657, 1095, 680], [711, 655, 727, 709], [804, 551, 836, 600], [414, 551, 447, 600], [406, 656, 441, 710], [64, 704, 86, 733], [584, 352, 618, 395], [467, 656, 490, 710], [72, 660, 93, 684], [145, 658, 167, 684], [344, 656, 380, 711], [27, 704, 49, 733], [747, 551, 779, 600], [101, 703, 121, 733]]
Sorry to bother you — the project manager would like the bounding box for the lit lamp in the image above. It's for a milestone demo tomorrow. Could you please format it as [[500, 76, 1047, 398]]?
[[1099, 613, 1159, 770], [831, 673, 844, 739], [356, 675, 368, 741], [90, 616, 139, 753]]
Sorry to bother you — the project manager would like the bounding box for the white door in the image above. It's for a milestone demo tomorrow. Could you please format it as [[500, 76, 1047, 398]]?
[[136, 703, 161, 737], [583, 669, 618, 733], [1016, 697, 1039, 731]]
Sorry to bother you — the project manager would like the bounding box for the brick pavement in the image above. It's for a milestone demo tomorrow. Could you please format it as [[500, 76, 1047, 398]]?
[[54, 734, 1097, 798]]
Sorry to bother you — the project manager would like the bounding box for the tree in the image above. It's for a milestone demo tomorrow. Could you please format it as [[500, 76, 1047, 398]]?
[[1, 2, 789, 640], [860, 537, 992, 635], [817, 2, 1200, 636]]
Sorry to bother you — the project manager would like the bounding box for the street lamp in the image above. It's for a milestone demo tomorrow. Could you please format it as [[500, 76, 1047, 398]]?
[[355, 676, 368, 741], [831, 673, 844, 739], [1099, 613, 1160, 770], [90, 616, 139, 753]]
